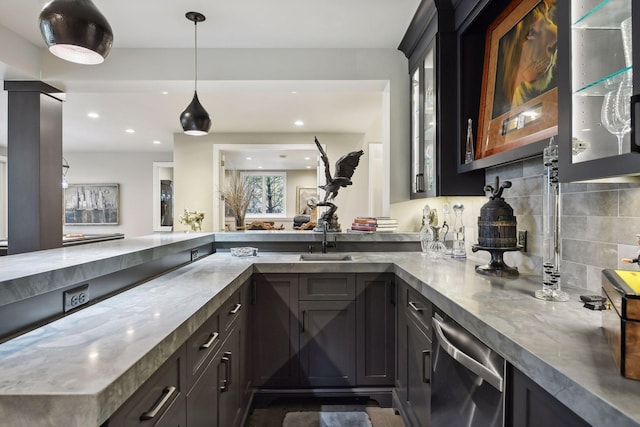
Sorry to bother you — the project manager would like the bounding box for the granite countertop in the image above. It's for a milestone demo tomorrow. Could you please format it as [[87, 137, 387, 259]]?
[[0, 232, 215, 307], [0, 250, 637, 426]]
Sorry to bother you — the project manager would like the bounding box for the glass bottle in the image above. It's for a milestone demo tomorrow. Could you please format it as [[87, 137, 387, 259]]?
[[535, 137, 569, 302], [451, 203, 466, 258], [429, 223, 448, 259], [464, 118, 475, 164], [419, 204, 433, 255]]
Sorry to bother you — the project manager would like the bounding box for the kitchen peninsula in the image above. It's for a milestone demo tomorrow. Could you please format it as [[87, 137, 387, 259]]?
[[0, 234, 637, 426]]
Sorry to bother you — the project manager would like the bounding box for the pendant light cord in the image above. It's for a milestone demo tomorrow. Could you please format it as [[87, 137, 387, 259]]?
[[194, 20, 198, 92]]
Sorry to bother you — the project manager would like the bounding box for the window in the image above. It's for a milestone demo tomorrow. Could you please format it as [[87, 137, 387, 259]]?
[[243, 172, 286, 217]]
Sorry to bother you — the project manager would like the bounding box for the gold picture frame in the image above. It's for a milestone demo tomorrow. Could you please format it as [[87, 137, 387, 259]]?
[[476, 0, 558, 160]]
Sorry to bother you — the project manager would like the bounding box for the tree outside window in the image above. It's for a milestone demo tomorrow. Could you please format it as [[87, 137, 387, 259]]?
[[243, 172, 286, 216]]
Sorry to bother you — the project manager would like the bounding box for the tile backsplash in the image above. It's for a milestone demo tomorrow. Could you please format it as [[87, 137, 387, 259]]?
[[487, 156, 640, 292], [391, 155, 640, 292]]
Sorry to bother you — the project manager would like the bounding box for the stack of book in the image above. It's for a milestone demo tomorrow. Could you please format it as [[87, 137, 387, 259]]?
[[350, 217, 398, 232]]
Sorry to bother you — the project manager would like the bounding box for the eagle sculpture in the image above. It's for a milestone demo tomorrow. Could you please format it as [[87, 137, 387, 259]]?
[[315, 136, 364, 203]]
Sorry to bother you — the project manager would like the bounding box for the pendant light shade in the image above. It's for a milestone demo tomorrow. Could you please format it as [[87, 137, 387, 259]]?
[[180, 91, 212, 136], [180, 11, 211, 136], [39, 0, 113, 65]]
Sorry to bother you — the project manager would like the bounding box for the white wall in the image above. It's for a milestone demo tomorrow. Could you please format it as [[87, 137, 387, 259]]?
[[63, 151, 173, 237], [42, 48, 410, 204]]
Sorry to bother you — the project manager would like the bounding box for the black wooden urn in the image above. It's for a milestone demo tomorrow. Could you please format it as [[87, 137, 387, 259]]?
[[472, 177, 521, 277]]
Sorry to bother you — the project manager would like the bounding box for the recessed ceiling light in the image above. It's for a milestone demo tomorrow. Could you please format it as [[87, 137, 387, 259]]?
[[291, 91, 298, 94], [125, 129, 135, 134], [304, 156, 310, 160], [294, 120, 304, 126], [246, 157, 252, 160], [153, 140, 161, 145], [87, 112, 99, 119], [258, 166, 263, 169], [161, 91, 169, 95], [306, 165, 312, 169]]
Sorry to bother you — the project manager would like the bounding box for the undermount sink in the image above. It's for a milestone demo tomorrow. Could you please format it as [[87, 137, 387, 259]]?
[[299, 253, 353, 261]]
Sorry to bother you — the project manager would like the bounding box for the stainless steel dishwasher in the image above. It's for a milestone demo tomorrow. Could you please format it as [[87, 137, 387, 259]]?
[[431, 313, 506, 427]]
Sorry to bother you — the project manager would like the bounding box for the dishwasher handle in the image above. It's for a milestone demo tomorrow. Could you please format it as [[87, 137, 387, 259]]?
[[432, 316, 503, 392]]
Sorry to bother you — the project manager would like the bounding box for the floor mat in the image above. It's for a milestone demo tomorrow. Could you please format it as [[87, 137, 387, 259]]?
[[282, 411, 373, 427]]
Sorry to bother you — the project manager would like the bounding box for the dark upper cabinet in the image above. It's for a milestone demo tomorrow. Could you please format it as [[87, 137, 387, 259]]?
[[558, 0, 640, 181], [399, 0, 484, 198]]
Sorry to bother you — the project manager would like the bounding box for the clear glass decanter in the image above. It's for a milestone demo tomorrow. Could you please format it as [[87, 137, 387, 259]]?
[[419, 204, 433, 255]]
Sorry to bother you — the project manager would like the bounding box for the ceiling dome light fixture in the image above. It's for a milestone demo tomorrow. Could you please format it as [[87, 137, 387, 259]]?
[[180, 11, 211, 136], [39, 0, 113, 65]]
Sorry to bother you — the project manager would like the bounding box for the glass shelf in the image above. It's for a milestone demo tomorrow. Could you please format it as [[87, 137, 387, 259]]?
[[573, 0, 630, 29], [574, 66, 632, 96]]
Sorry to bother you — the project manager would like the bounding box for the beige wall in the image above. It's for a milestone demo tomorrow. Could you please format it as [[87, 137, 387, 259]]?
[[174, 132, 371, 231]]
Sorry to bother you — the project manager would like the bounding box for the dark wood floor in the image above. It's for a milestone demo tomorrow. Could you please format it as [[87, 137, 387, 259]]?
[[244, 398, 406, 427]]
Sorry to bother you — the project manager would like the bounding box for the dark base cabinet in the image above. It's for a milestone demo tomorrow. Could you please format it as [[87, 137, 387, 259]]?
[[251, 273, 300, 388], [251, 273, 395, 401], [105, 347, 187, 427], [507, 366, 590, 427], [394, 278, 432, 427], [105, 281, 250, 427]]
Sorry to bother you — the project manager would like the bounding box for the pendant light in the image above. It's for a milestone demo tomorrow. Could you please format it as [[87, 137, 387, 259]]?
[[39, 0, 113, 65], [180, 11, 212, 136]]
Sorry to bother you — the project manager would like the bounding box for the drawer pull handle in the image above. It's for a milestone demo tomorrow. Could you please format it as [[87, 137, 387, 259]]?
[[140, 385, 177, 421], [408, 301, 423, 312], [200, 332, 219, 350], [229, 303, 242, 315]]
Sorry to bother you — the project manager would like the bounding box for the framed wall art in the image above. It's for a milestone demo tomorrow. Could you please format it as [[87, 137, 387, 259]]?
[[476, 0, 558, 161], [64, 183, 119, 225], [296, 186, 318, 217]]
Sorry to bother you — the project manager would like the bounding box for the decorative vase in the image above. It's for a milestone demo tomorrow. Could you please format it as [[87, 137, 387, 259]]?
[[235, 214, 245, 230]]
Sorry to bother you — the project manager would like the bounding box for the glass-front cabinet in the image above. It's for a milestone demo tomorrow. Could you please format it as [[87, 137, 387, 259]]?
[[411, 48, 436, 197], [559, 0, 640, 181], [402, 0, 483, 199]]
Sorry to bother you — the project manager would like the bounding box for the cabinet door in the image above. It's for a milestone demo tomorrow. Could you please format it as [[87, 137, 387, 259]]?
[[403, 4, 484, 197], [251, 273, 299, 387], [558, 1, 640, 181], [356, 273, 395, 386], [186, 349, 219, 427], [108, 347, 186, 427], [395, 283, 409, 404], [239, 280, 252, 409], [405, 316, 431, 427], [299, 300, 357, 387], [508, 366, 590, 427], [218, 327, 242, 427]]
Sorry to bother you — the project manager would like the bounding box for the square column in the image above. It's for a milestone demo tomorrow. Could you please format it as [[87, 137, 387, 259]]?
[[4, 81, 64, 254]]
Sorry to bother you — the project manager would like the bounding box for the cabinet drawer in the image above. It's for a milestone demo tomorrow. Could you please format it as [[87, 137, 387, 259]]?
[[186, 311, 221, 390], [405, 287, 432, 335], [108, 347, 186, 426], [299, 273, 356, 300], [220, 288, 243, 332]]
